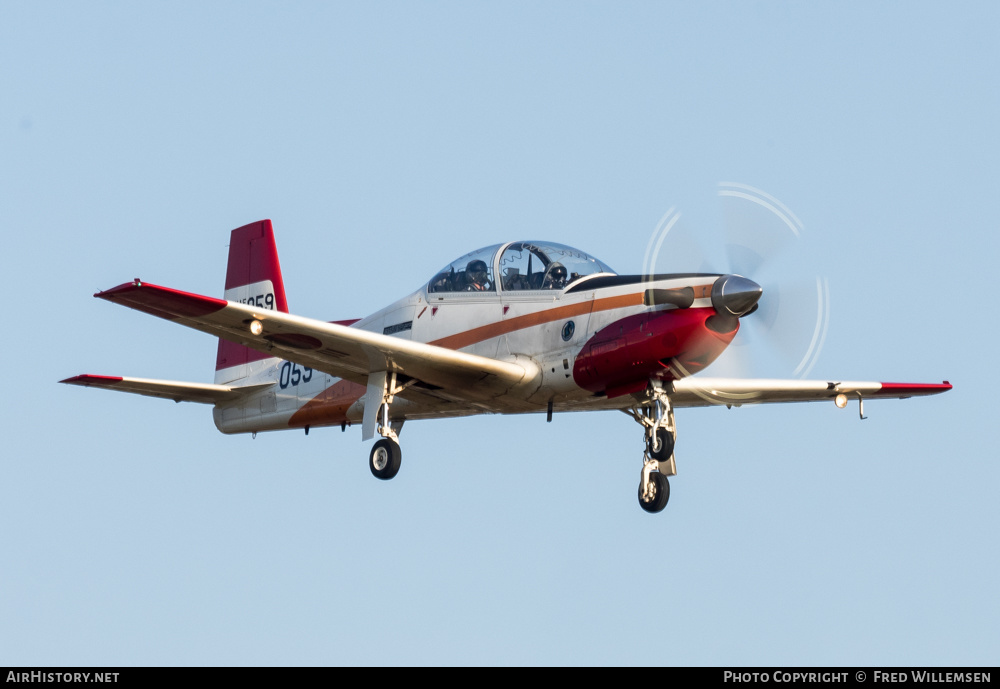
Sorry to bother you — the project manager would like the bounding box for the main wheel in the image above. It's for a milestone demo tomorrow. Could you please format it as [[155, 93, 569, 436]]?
[[647, 427, 675, 462], [638, 472, 670, 513], [369, 438, 402, 480]]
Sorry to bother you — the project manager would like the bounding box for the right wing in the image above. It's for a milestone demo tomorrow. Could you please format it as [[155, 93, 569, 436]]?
[[671, 377, 952, 407], [91, 280, 537, 399]]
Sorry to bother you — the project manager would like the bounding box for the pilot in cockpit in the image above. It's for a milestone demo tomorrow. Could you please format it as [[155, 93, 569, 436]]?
[[465, 259, 491, 291], [542, 262, 568, 289]]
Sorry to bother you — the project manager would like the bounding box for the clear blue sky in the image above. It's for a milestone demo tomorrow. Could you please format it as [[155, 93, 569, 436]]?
[[2, 1, 996, 666]]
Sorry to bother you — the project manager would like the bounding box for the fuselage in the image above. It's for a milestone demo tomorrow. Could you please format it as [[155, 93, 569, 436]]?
[[212, 240, 747, 434]]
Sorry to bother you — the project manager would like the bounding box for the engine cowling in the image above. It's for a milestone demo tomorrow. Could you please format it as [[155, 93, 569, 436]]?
[[572, 306, 738, 397]]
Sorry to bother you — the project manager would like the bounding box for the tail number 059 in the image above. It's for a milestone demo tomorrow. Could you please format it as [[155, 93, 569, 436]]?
[[239, 293, 275, 309]]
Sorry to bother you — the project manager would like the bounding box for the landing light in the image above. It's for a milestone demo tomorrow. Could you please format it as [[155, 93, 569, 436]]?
[[835, 393, 848, 409], [250, 320, 263, 336]]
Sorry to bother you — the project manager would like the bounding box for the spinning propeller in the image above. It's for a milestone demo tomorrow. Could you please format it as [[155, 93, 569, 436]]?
[[643, 183, 830, 381]]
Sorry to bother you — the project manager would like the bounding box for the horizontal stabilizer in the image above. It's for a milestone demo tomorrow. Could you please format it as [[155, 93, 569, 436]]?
[[60, 374, 271, 404]]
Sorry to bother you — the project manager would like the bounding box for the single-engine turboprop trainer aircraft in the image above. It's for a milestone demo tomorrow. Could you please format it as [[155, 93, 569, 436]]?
[[62, 220, 951, 513]]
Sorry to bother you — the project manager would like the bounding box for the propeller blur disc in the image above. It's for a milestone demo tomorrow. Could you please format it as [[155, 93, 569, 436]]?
[[642, 183, 830, 383]]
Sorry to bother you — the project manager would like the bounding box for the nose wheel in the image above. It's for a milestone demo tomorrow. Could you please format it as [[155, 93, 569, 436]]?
[[626, 381, 677, 514], [647, 427, 674, 462], [638, 470, 670, 513]]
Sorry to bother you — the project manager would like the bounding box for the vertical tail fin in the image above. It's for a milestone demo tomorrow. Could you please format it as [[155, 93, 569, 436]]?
[[215, 219, 289, 384]]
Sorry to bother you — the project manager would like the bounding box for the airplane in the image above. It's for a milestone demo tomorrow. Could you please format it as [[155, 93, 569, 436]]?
[[61, 219, 952, 513]]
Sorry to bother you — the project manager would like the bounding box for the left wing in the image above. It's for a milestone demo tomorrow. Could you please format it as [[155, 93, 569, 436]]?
[[671, 377, 952, 408], [91, 280, 537, 399]]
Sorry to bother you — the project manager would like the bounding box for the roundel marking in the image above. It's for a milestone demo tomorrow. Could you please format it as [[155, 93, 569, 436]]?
[[561, 320, 575, 341]]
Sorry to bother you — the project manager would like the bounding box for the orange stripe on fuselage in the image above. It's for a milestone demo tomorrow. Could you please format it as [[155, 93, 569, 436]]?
[[289, 379, 366, 427], [428, 292, 645, 350]]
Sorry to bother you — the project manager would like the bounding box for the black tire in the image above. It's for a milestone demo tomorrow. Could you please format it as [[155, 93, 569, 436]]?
[[369, 438, 402, 480], [638, 473, 670, 513], [647, 427, 675, 462]]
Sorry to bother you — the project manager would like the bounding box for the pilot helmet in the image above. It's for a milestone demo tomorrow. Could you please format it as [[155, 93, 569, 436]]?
[[549, 262, 567, 282], [468, 259, 488, 282]]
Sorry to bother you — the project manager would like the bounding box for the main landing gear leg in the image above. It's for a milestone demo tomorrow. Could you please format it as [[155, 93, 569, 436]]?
[[624, 381, 677, 514], [367, 372, 407, 480]]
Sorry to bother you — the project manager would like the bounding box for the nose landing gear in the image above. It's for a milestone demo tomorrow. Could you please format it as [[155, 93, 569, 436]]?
[[625, 381, 677, 514]]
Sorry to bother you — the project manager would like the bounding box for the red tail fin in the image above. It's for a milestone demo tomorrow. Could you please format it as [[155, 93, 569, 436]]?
[[215, 220, 289, 383]]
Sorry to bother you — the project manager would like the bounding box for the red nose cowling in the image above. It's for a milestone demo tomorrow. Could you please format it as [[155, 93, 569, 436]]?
[[572, 307, 738, 398]]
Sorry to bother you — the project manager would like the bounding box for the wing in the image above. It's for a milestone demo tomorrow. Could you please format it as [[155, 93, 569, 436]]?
[[59, 374, 271, 404], [91, 280, 536, 398], [671, 377, 952, 408]]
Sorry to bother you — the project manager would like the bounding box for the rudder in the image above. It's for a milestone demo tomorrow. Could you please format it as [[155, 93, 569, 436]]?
[[215, 219, 289, 384]]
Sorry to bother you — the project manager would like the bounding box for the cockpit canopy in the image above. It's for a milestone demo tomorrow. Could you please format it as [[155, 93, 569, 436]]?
[[428, 241, 616, 294], [428, 244, 503, 294]]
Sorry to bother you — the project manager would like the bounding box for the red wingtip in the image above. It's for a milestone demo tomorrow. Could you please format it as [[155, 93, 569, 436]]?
[[876, 381, 953, 397], [93, 281, 227, 320], [60, 374, 124, 386]]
